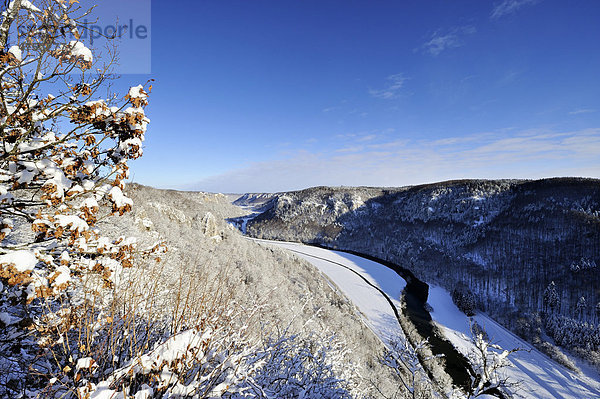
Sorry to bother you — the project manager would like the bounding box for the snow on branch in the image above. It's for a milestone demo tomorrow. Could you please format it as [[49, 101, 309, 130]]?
[[0, 0, 157, 396]]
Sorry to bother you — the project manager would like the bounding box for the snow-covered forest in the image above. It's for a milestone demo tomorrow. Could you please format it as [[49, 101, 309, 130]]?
[[243, 180, 600, 371]]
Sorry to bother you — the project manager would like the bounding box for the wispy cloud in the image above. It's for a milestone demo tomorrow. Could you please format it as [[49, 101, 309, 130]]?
[[420, 26, 476, 56], [569, 108, 596, 115], [497, 69, 525, 86], [369, 73, 409, 99], [322, 106, 341, 113], [187, 128, 600, 193], [335, 129, 393, 143], [357, 134, 378, 142], [366, 139, 409, 150], [491, 0, 541, 19], [335, 146, 364, 153]]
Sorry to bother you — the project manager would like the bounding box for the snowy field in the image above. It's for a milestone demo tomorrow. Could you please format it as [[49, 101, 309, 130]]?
[[254, 240, 406, 344], [428, 286, 600, 399], [259, 239, 600, 399]]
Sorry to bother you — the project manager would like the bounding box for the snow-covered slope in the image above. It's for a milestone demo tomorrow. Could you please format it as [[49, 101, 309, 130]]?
[[255, 239, 406, 343], [428, 286, 600, 399], [2, 184, 407, 397], [261, 240, 600, 399], [246, 179, 600, 323], [243, 179, 600, 373], [111, 185, 402, 396]]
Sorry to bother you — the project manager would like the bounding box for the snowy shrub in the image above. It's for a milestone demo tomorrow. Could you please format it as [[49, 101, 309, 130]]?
[[74, 310, 261, 398], [536, 341, 578, 372], [241, 333, 359, 398], [470, 320, 489, 343], [0, 0, 156, 395], [466, 329, 521, 399], [575, 348, 600, 373], [381, 337, 440, 399]]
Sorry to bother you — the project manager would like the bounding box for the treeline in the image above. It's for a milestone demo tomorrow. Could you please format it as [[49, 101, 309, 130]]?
[[545, 313, 600, 350]]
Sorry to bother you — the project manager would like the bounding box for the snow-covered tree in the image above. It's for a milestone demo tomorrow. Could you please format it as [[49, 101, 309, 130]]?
[[0, 0, 150, 261], [570, 258, 597, 273], [452, 283, 477, 316], [467, 323, 521, 398], [380, 337, 439, 399], [0, 0, 153, 395], [570, 261, 581, 273], [543, 281, 560, 313]]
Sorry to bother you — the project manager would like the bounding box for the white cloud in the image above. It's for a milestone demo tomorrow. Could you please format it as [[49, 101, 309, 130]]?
[[569, 108, 596, 115], [184, 128, 600, 193], [357, 134, 378, 142], [366, 139, 409, 150], [423, 34, 460, 56], [369, 73, 408, 99], [491, 0, 540, 19], [335, 146, 364, 153], [421, 26, 476, 56]]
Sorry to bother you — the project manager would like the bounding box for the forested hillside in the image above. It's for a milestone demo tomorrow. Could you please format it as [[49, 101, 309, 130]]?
[[1, 183, 401, 397], [244, 178, 600, 367]]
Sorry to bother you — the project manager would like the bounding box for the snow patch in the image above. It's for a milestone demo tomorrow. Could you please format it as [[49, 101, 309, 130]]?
[[8, 45, 22, 62], [109, 186, 133, 209], [0, 250, 38, 272], [128, 85, 147, 100], [62, 41, 93, 64]]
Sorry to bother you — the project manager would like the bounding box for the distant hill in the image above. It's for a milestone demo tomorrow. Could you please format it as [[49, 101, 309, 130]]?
[[243, 178, 600, 365]]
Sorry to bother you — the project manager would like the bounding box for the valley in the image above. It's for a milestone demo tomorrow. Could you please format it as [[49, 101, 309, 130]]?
[[229, 178, 600, 398]]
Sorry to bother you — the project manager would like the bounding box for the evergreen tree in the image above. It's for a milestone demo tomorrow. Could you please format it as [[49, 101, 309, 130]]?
[[452, 284, 476, 316], [543, 281, 560, 313], [576, 296, 587, 319]]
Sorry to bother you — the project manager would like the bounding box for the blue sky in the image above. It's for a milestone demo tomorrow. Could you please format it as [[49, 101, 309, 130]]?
[[117, 0, 599, 192]]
